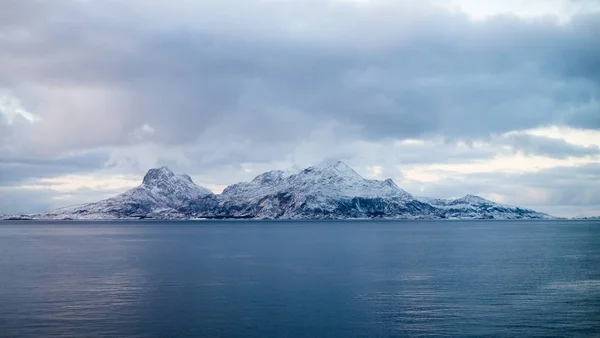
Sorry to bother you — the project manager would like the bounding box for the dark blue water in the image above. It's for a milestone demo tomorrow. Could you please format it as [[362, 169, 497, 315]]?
[[0, 220, 598, 337]]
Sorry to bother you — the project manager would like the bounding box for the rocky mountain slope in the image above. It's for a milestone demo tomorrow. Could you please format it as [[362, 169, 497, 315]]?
[[5, 162, 553, 220]]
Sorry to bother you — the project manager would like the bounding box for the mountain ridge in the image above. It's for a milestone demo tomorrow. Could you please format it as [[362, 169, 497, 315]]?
[[4, 162, 553, 220]]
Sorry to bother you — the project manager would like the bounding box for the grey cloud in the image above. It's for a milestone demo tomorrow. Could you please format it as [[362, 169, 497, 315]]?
[[0, 188, 59, 214], [1, 1, 599, 157], [506, 163, 600, 203], [0, 151, 109, 186]]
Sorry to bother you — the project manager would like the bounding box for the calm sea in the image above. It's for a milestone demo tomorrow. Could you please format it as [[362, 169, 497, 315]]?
[[0, 220, 598, 337]]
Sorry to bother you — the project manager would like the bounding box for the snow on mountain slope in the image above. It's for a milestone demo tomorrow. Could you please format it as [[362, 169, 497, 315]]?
[[5, 161, 554, 220], [222, 161, 412, 200], [215, 161, 435, 219], [418, 194, 551, 220], [37, 167, 214, 220]]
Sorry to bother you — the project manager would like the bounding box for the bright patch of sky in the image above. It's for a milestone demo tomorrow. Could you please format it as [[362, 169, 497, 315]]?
[[436, 0, 600, 21], [0, 91, 39, 124]]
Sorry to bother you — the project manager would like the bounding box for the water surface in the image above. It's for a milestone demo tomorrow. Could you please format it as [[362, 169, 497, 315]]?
[[0, 220, 598, 337]]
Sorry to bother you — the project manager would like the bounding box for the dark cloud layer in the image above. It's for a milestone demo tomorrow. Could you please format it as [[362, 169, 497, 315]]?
[[502, 134, 600, 158], [0, 151, 109, 186], [2, 1, 599, 152]]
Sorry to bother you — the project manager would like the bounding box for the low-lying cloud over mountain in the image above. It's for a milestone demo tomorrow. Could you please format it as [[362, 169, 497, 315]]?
[[1, 0, 599, 217]]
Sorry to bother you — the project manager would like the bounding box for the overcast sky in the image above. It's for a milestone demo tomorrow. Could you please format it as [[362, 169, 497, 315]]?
[[1, 0, 599, 217]]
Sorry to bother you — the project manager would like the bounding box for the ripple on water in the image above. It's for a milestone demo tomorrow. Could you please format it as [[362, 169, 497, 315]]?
[[543, 280, 600, 292]]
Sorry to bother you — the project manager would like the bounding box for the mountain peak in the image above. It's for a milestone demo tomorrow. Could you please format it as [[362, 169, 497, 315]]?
[[142, 166, 176, 186], [455, 194, 491, 204], [250, 170, 287, 185], [316, 159, 349, 168], [384, 178, 399, 188], [306, 160, 361, 178], [178, 174, 194, 183]]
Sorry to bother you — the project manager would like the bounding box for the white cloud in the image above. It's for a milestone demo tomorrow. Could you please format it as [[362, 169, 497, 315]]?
[[129, 124, 156, 142], [401, 153, 600, 183], [437, 0, 600, 22], [0, 91, 40, 125]]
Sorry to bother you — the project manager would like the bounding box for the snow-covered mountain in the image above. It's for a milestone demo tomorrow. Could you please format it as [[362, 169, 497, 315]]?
[[5, 161, 553, 220], [417, 194, 550, 220], [214, 161, 438, 219], [24, 166, 214, 220]]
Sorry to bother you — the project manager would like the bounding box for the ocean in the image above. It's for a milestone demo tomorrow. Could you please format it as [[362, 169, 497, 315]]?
[[0, 220, 598, 337]]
